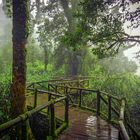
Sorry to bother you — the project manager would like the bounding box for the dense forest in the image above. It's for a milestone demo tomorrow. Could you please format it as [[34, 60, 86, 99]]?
[[0, 0, 140, 140]]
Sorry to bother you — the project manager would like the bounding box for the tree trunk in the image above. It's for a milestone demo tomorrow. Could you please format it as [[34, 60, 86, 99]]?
[[44, 46, 48, 71], [69, 52, 79, 76], [36, 0, 41, 22], [60, 0, 79, 76], [11, 0, 29, 118], [60, 0, 73, 31]]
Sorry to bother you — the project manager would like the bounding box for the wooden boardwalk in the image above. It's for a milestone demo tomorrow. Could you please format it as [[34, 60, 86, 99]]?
[[0, 79, 139, 140], [55, 105, 119, 140], [26, 95, 119, 140]]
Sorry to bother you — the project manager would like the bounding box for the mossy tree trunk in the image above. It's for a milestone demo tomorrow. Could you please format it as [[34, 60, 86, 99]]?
[[11, 0, 29, 118], [60, 0, 79, 76], [44, 46, 48, 71]]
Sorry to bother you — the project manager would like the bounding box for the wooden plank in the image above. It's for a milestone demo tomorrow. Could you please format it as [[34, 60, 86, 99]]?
[[57, 107, 119, 140]]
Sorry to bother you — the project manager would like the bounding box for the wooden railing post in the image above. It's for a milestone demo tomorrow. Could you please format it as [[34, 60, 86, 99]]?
[[119, 99, 130, 140], [79, 89, 82, 107], [47, 94, 52, 114], [49, 103, 55, 138], [21, 121, 28, 140], [120, 99, 125, 121], [96, 90, 100, 116], [55, 85, 58, 93], [19, 114, 29, 140], [65, 92, 69, 126], [47, 84, 52, 113], [34, 89, 37, 108], [108, 96, 111, 121]]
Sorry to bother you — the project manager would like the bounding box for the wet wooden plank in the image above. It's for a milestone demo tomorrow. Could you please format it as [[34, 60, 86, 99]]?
[[56, 105, 119, 140], [26, 96, 119, 140]]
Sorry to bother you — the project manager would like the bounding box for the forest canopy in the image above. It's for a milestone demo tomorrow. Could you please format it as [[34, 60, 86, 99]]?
[[0, 0, 140, 139]]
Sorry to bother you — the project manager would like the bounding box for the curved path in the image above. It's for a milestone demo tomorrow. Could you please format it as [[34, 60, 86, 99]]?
[[55, 105, 119, 140], [26, 94, 119, 140]]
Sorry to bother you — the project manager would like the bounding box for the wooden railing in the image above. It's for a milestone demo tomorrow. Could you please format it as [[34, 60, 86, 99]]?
[[1, 78, 140, 140], [48, 83, 140, 140], [27, 79, 89, 90], [0, 89, 69, 140]]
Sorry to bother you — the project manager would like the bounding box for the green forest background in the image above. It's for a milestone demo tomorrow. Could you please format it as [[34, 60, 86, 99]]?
[[0, 0, 140, 134]]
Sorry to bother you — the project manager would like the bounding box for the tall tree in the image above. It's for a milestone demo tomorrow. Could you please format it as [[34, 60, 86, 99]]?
[[79, 0, 140, 55], [11, 0, 29, 117], [59, 0, 83, 76]]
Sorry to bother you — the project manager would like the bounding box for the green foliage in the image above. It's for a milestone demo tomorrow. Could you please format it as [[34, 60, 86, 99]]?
[[0, 0, 140, 130], [0, 83, 11, 123], [100, 52, 137, 74], [27, 61, 52, 82], [0, 42, 12, 83], [89, 73, 140, 106], [27, 61, 65, 82], [61, 24, 86, 50], [2, 0, 12, 17]]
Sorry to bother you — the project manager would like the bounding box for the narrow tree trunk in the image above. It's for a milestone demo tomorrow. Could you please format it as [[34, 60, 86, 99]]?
[[12, 0, 29, 118], [44, 47, 48, 71], [70, 53, 79, 76]]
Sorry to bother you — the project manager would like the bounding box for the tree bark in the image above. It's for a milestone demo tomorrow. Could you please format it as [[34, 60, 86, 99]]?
[[12, 0, 29, 118], [69, 52, 79, 76], [60, 0, 79, 76], [44, 46, 48, 71]]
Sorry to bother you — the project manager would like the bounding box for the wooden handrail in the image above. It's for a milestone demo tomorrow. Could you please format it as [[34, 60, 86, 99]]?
[[118, 99, 130, 140], [27, 79, 88, 87], [45, 82, 140, 140], [119, 120, 130, 140], [100, 91, 121, 101], [100, 94, 120, 117], [2, 78, 140, 139], [0, 96, 66, 133], [48, 83, 97, 92], [48, 83, 122, 101], [27, 88, 63, 97], [49, 79, 88, 84]]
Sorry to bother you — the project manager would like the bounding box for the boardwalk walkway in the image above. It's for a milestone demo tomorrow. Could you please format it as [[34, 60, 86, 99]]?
[[26, 95, 119, 140], [0, 78, 140, 140], [55, 105, 119, 140]]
